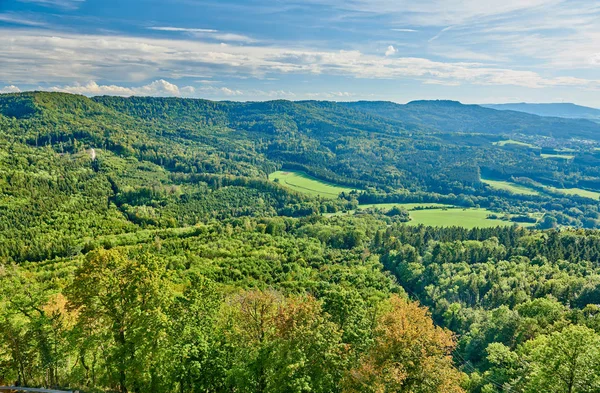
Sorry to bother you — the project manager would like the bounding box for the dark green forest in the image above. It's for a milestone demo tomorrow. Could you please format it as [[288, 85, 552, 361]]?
[[1, 92, 600, 393]]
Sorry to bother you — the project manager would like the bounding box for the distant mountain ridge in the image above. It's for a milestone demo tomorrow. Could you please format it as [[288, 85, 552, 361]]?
[[3, 93, 600, 141], [339, 100, 600, 140], [482, 103, 600, 121]]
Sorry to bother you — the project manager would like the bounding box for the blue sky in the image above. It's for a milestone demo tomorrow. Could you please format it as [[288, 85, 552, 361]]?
[[0, 0, 599, 106]]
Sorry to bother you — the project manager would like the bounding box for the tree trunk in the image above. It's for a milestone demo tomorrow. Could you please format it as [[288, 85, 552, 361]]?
[[118, 329, 128, 393]]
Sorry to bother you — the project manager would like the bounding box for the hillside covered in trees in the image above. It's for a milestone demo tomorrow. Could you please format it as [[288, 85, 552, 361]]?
[[482, 103, 600, 121], [1, 92, 600, 393]]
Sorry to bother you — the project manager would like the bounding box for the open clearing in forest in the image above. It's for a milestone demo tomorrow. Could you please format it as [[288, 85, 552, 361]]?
[[482, 177, 600, 202], [481, 178, 540, 196], [406, 208, 534, 228], [332, 204, 534, 228], [358, 203, 453, 210], [270, 171, 537, 228], [548, 187, 600, 201], [363, 203, 531, 228], [322, 203, 453, 218], [493, 139, 537, 148], [541, 153, 575, 160], [269, 170, 358, 198]]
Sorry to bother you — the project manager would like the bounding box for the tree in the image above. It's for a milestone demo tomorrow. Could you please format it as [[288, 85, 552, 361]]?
[[479, 342, 521, 393], [0, 264, 72, 388], [66, 248, 174, 393], [168, 274, 223, 393], [267, 294, 344, 393], [223, 290, 345, 393], [223, 290, 281, 393], [519, 325, 600, 393], [342, 295, 464, 393], [537, 215, 558, 230]]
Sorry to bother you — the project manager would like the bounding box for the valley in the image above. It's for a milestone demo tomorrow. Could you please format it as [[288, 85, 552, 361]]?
[[273, 170, 534, 227], [2, 92, 600, 393], [3, 0, 600, 391]]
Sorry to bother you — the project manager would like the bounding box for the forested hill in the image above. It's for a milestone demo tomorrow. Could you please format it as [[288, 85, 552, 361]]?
[[92, 95, 418, 134], [3, 91, 600, 393], [90, 95, 600, 140], [483, 102, 600, 121], [4, 92, 600, 140], [341, 99, 600, 139], [3, 91, 600, 230]]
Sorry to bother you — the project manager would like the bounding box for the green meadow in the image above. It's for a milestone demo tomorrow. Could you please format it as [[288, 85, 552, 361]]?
[[271, 171, 537, 228], [269, 170, 358, 198], [406, 208, 532, 228], [358, 203, 453, 210], [549, 187, 600, 201], [493, 139, 537, 148], [482, 177, 600, 202], [326, 205, 521, 228], [323, 203, 454, 217], [541, 153, 575, 160], [373, 204, 533, 228], [481, 178, 540, 196]]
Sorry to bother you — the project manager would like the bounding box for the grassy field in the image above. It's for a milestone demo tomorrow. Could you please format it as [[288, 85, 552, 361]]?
[[541, 153, 575, 160], [269, 171, 538, 228], [493, 139, 537, 148], [358, 203, 453, 210], [482, 177, 600, 202], [405, 208, 532, 228], [548, 187, 600, 201], [269, 170, 358, 198], [362, 203, 528, 228], [481, 178, 539, 196], [322, 203, 453, 218], [327, 202, 534, 228]]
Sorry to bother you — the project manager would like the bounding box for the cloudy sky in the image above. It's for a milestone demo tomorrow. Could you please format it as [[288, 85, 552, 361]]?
[[0, 0, 599, 106]]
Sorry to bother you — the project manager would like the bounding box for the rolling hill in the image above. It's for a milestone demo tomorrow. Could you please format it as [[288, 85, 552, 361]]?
[[482, 102, 600, 121], [340, 100, 600, 139]]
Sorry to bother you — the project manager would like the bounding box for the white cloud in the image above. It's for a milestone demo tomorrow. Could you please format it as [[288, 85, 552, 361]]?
[[26, 81, 358, 101], [430, 48, 500, 62], [47, 80, 196, 97], [40, 82, 294, 100], [0, 13, 47, 27], [1, 29, 599, 90], [423, 79, 461, 86], [295, 0, 600, 70], [428, 26, 455, 43], [149, 27, 218, 33], [397, 0, 600, 69], [391, 28, 417, 32], [233, 89, 296, 99], [180, 86, 196, 95], [305, 91, 355, 99], [197, 79, 221, 85], [210, 33, 257, 43], [149, 26, 256, 43], [299, 0, 557, 26], [385, 45, 397, 56], [17, 0, 85, 10], [214, 87, 244, 96], [0, 85, 22, 93]]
